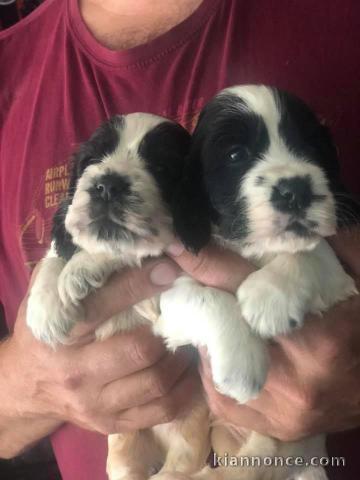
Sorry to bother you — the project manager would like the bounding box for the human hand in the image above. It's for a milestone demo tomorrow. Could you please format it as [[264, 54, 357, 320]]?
[[0, 258, 199, 457], [168, 232, 360, 441]]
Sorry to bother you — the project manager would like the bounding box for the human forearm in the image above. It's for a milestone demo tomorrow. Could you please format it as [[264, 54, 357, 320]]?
[[0, 414, 60, 459], [0, 338, 61, 458]]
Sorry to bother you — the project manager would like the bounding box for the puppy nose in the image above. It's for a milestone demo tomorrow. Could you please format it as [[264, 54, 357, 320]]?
[[95, 174, 130, 202], [271, 176, 312, 213]]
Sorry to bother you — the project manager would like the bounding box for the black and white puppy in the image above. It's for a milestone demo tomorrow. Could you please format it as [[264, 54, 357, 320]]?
[[26, 112, 266, 480], [168, 85, 358, 480]]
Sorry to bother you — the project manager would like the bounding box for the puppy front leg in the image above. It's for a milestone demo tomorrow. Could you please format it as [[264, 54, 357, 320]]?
[[237, 254, 312, 338], [57, 250, 123, 310], [26, 254, 68, 345], [237, 239, 357, 338], [156, 276, 268, 404], [28, 249, 122, 346]]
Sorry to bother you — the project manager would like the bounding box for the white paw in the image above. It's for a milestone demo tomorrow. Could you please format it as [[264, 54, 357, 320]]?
[[26, 258, 80, 346], [27, 286, 79, 346], [210, 329, 268, 404], [237, 269, 307, 338], [158, 276, 269, 403], [58, 256, 109, 307]]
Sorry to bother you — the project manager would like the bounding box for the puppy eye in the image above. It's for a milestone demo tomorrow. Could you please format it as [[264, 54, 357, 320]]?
[[227, 147, 249, 162]]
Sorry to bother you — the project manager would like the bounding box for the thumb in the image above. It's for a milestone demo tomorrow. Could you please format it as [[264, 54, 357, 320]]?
[[69, 258, 181, 339], [167, 242, 255, 293]]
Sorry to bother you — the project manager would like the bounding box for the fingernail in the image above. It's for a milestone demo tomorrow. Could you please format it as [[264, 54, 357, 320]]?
[[150, 262, 179, 286], [166, 242, 185, 257]]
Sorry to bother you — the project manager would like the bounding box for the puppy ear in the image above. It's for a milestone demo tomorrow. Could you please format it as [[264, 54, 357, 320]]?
[[50, 140, 91, 261], [50, 116, 123, 260], [171, 153, 213, 253], [49, 152, 81, 261], [51, 198, 77, 261], [138, 120, 212, 252]]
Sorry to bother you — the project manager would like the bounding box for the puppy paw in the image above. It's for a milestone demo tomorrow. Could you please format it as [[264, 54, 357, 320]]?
[[237, 270, 306, 338], [158, 276, 269, 403], [211, 332, 268, 404], [27, 288, 79, 346], [58, 254, 110, 306], [26, 258, 80, 346]]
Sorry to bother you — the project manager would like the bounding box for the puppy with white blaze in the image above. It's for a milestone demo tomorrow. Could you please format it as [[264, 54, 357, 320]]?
[[167, 85, 359, 480], [26, 112, 268, 479]]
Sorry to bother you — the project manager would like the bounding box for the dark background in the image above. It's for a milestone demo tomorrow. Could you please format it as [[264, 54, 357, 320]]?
[[0, 1, 43, 31]]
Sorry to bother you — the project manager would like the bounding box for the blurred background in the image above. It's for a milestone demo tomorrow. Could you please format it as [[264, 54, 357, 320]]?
[[0, 0, 44, 31]]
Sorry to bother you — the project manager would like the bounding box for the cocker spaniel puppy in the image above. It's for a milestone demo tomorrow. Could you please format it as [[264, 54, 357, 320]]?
[[170, 85, 358, 480], [26, 112, 266, 480]]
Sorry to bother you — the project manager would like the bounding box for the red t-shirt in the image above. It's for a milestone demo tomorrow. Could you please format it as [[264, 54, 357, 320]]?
[[1, 0, 359, 479]]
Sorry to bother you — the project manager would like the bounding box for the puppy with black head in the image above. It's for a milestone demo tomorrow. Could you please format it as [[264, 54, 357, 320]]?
[[27, 112, 266, 479], [170, 85, 358, 479]]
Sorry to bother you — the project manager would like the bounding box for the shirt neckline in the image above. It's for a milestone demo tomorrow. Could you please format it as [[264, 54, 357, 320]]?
[[67, 0, 221, 69]]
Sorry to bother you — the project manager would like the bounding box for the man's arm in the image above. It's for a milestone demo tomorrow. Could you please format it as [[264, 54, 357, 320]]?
[[0, 258, 199, 458], [0, 365, 60, 459]]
